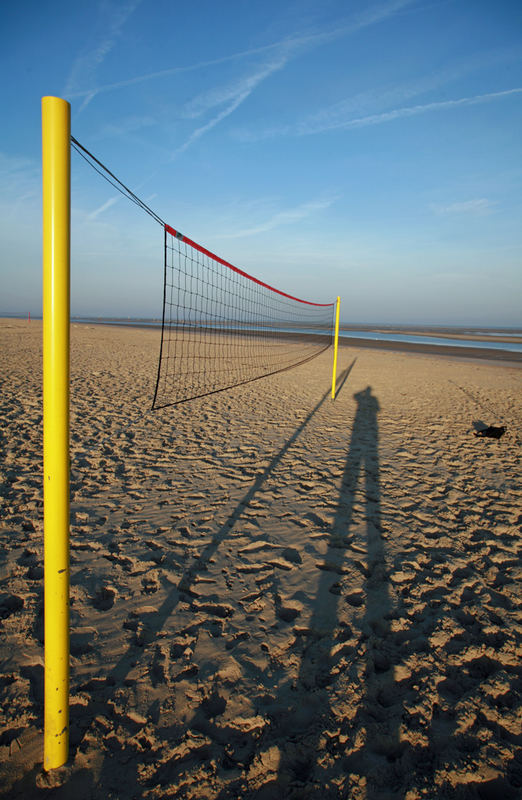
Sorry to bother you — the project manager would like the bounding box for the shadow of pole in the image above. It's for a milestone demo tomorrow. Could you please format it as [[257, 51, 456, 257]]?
[[176, 359, 357, 600], [263, 385, 401, 799], [70, 361, 357, 761]]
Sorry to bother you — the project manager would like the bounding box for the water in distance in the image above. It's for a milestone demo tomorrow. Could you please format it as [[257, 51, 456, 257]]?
[[68, 317, 522, 354]]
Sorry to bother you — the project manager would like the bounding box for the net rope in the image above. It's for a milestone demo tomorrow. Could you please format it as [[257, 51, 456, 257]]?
[[152, 225, 335, 409], [70, 136, 336, 410]]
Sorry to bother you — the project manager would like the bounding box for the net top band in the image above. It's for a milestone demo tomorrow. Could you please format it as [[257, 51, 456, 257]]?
[[165, 224, 334, 308]]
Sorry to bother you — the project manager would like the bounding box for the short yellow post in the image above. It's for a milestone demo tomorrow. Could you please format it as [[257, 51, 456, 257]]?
[[42, 96, 71, 770], [331, 296, 341, 400]]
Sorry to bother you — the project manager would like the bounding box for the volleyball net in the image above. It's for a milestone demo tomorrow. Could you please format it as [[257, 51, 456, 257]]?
[[69, 133, 337, 410], [152, 225, 336, 408]]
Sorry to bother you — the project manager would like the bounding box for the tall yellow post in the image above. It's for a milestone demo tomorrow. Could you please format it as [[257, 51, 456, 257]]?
[[42, 96, 70, 770], [331, 296, 341, 400]]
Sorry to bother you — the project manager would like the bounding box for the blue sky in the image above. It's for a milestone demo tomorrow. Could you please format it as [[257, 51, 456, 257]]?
[[1, 0, 521, 325]]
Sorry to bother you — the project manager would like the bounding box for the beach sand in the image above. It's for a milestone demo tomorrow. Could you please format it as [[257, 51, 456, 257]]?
[[1, 318, 521, 799]]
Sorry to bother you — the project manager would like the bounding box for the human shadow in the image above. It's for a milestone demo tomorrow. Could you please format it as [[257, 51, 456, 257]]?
[[341, 388, 403, 798], [244, 385, 401, 799]]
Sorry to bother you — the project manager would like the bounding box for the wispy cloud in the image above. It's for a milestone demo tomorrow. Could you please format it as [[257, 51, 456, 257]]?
[[172, 55, 290, 156], [0, 152, 39, 217], [237, 86, 522, 141], [431, 198, 496, 216], [86, 196, 120, 221], [67, 0, 413, 105], [172, 2, 416, 155], [215, 196, 338, 239], [66, 42, 294, 102], [181, 60, 283, 121], [335, 87, 522, 131], [66, 0, 415, 156], [276, 47, 520, 138], [92, 115, 156, 141], [0, 152, 38, 184], [63, 0, 142, 113], [79, 171, 160, 222]]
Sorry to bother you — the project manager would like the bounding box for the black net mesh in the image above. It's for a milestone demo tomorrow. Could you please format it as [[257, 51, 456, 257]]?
[[152, 225, 335, 409]]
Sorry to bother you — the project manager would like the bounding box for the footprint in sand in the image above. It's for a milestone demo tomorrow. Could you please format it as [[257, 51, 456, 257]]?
[[274, 593, 301, 623], [91, 584, 117, 610], [0, 593, 24, 619], [70, 627, 97, 657]]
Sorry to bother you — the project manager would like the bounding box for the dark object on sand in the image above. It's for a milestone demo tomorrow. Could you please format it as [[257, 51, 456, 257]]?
[[474, 425, 506, 439]]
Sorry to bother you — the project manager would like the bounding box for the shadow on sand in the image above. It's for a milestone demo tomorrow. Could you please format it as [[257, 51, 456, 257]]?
[[238, 385, 402, 799]]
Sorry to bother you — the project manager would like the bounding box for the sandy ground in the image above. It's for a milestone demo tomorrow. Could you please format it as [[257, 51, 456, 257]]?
[[0, 318, 521, 800]]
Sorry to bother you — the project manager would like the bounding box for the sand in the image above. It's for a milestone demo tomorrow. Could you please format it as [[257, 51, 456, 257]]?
[[0, 317, 521, 800]]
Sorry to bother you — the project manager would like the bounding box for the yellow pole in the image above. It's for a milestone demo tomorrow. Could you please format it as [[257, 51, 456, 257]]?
[[42, 96, 70, 770], [331, 296, 341, 400]]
